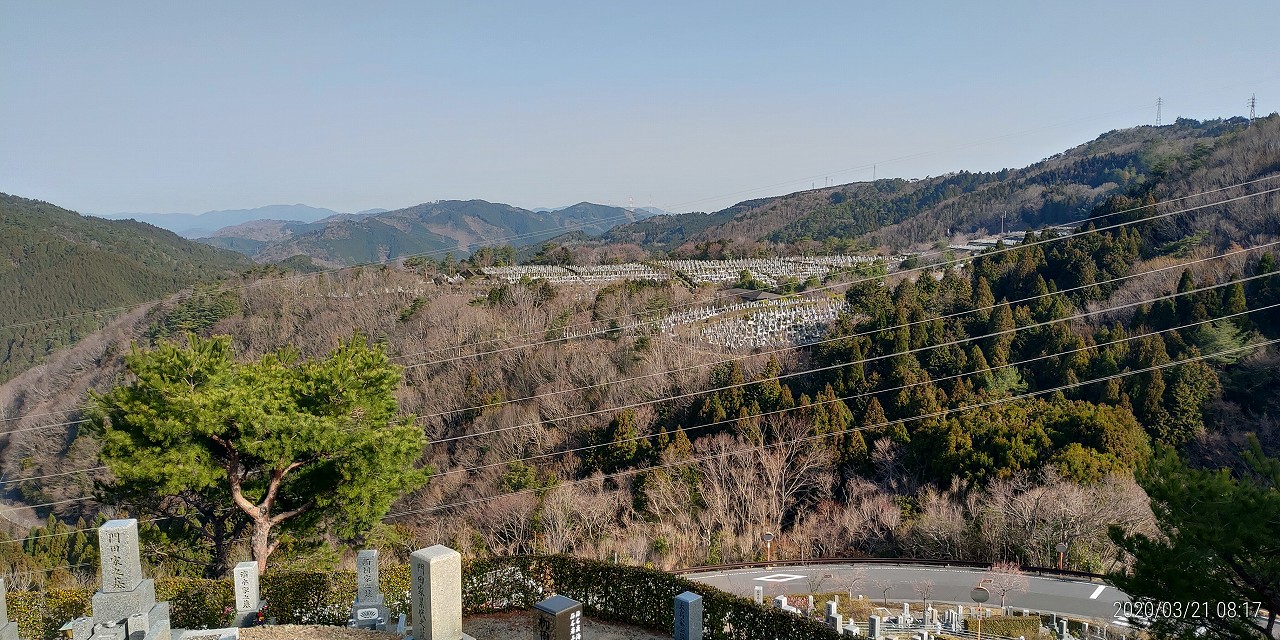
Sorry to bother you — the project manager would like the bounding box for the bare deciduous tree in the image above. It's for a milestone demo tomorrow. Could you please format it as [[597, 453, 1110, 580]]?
[[912, 579, 935, 607], [985, 561, 1029, 607]]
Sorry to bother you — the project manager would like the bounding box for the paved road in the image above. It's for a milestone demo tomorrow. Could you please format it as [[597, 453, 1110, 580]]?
[[684, 563, 1130, 624]]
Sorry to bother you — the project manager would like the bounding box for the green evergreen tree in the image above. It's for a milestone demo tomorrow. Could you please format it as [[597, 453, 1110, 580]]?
[[1109, 440, 1280, 638], [89, 334, 430, 573]]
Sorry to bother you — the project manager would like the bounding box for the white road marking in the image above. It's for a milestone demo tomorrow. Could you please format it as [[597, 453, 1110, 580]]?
[[1089, 585, 1106, 599], [754, 573, 806, 582]]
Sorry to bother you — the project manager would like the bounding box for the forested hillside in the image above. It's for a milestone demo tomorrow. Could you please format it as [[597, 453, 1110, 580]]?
[[0, 194, 251, 383], [599, 117, 1258, 256], [1, 117, 1278, 587]]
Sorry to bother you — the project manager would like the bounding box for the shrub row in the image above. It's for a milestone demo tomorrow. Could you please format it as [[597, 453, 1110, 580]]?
[[9, 556, 839, 640], [965, 615, 1044, 638]]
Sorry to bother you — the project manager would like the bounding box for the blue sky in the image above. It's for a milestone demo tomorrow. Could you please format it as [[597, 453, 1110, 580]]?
[[2, 1, 1276, 215]]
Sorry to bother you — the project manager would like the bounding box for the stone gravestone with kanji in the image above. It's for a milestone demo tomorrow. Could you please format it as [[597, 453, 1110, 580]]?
[[673, 591, 702, 640], [409, 545, 472, 640], [63, 519, 173, 640], [533, 595, 582, 640], [232, 562, 260, 627], [349, 549, 391, 631]]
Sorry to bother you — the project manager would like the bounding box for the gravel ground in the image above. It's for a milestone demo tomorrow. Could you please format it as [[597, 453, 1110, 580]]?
[[464, 611, 666, 640], [235, 612, 666, 640], [241, 625, 404, 640]]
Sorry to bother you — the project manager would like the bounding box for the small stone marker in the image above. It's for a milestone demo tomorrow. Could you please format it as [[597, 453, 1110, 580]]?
[[233, 561, 260, 627], [1057, 619, 1069, 638], [753, 586, 763, 604], [533, 594, 583, 640], [902, 602, 911, 623], [350, 549, 391, 631], [825, 600, 838, 618], [0, 579, 18, 640], [806, 594, 815, 612], [673, 591, 703, 640], [772, 595, 786, 609], [410, 545, 463, 640]]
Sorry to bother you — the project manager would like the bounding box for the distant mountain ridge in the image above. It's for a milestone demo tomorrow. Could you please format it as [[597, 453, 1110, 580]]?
[[96, 204, 351, 238], [212, 200, 657, 266]]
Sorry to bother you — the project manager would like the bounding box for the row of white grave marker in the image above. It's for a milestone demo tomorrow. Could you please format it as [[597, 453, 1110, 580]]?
[[479, 256, 887, 288]]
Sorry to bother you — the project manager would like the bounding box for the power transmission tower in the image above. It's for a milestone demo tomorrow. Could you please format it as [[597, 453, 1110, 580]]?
[[1156, 97, 1163, 127], [1249, 94, 1257, 121]]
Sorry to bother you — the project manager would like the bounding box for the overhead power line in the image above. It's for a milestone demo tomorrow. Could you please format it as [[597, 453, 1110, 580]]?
[[386, 334, 1280, 520], [421, 302, 1279, 481], [429, 268, 1280, 446], [6, 178, 1273, 434], [391, 178, 1280, 369], [409, 241, 1279, 422]]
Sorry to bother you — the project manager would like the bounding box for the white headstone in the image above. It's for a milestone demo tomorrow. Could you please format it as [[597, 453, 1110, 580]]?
[[753, 586, 763, 604], [825, 600, 838, 618], [410, 545, 462, 640], [233, 562, 259, 613], [772, 595, 787, 609]]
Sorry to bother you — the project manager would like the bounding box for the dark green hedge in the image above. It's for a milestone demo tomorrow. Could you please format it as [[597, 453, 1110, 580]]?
[[462, 556, 841, 640], [9, 556, 837, 640], [966, 615, 1043, 638]]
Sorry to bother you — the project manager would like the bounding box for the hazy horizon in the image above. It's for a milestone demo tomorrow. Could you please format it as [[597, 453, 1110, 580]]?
[[3, 1, 1277, 216]]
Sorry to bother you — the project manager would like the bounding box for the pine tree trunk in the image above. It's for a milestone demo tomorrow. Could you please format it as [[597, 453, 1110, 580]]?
[[251, 516, 272, 573]]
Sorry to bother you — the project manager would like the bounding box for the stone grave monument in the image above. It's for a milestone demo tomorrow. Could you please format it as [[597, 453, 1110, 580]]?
[[64, 519, 172, 640], [349, 549, 392, 631], [673, 591, 702, 640], [0, 579, 19, 640], [232, 562, 260, 627], [410, 545, 470, 640], [867, 614, 882, 640], [533, 595, 583, 640], [752, 586, 763, 604]]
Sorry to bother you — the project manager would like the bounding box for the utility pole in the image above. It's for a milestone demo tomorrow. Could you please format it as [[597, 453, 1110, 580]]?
[[1156, 97, 1163, 127]]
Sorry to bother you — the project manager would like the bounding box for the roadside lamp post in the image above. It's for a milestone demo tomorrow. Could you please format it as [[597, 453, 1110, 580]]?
[[762, 532, 774, 564], [1056, 542, 1068, 571], [971, 579, 992, 640]]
